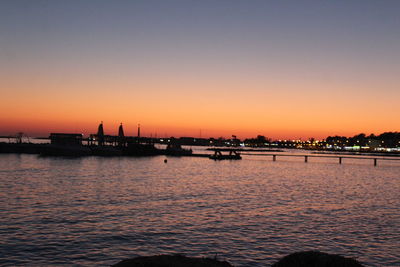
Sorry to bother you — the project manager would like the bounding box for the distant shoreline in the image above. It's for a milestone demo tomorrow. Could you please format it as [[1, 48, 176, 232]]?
[[1, 141, 400, 158]]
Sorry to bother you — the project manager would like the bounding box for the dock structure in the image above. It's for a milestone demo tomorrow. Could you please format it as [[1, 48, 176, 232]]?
[[240, 152, 400, 166]]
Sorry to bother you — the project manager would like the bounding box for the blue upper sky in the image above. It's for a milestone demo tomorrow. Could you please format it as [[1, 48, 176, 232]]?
[[1, 1, 399, 138]]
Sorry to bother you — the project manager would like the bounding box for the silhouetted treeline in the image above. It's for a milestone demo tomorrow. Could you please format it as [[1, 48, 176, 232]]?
[[243, 135, 271, 147], [326, 132, 400, 148]]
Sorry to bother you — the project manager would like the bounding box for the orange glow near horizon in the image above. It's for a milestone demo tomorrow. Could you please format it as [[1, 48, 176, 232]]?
[[1, 73, 398, 140]]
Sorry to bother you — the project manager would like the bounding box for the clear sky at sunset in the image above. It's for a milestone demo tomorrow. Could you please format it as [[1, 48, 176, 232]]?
[[1, 0, 399, 139]]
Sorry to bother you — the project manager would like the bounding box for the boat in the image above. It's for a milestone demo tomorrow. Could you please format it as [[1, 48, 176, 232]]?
[[40, 133, 92, 157], [123, 143, 161, 156], [209, 149, 242, 160], [165, 143, 193, 156], [40, 144, 92, 157], [90, 145, 122, 156]]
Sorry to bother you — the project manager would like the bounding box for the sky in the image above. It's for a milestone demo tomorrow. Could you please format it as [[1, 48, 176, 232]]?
[[0, 0, 399, 139]]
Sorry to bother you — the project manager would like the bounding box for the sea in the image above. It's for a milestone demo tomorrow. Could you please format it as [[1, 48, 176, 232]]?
[[0, 145, 399, 266]]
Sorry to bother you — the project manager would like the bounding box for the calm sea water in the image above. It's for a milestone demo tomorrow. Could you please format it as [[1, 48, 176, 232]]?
[[0, 152, 399, 266]]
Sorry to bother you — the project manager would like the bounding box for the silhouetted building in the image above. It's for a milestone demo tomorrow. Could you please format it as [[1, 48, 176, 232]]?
[[49, 133, 83, 146], [178, 137, 209, 146]]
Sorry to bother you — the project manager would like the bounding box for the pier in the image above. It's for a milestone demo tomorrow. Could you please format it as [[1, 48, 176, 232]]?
[[241, 152, 400, 166]]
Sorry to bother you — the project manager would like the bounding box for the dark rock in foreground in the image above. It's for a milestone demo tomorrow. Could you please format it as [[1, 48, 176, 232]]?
[[112, 251, 364, 267], [112, 254, 234, 267], [272, 251, 364, 267]]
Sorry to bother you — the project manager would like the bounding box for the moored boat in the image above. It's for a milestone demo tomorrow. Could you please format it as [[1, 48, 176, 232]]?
[[209, 149, 242, 160], [165, 143, 193, 156], [40, 144, 92, 157]]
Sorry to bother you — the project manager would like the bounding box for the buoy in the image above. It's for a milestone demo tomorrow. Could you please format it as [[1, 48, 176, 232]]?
[[164, 159, 167, 163]]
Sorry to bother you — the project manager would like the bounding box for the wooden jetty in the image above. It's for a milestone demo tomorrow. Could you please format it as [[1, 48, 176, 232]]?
[[240, 152, 400, 166]]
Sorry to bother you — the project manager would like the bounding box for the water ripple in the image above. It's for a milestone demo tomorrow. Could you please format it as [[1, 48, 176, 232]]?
[[0, 154, 399, 266]]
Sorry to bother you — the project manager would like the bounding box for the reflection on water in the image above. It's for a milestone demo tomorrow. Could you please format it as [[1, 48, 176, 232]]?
[[0, 153, 399, 266]]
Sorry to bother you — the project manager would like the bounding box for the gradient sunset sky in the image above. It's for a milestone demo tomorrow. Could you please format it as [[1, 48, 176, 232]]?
[[1, 1, 399, 139]]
